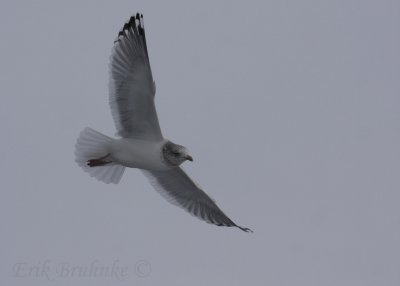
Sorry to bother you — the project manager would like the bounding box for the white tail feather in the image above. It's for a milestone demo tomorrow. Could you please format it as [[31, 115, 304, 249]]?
[[74, 127, 125, 184]]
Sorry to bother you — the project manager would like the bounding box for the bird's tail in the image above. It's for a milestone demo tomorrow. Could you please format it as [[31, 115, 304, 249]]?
[[74, 127, 125, 184]]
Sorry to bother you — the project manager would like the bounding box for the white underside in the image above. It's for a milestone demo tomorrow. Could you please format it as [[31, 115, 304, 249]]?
[[107, 137, 170, 171], [75, 127, 170, 184]]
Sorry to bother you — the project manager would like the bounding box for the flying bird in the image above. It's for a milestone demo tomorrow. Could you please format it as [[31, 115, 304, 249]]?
[[75, 13, 252, 232]]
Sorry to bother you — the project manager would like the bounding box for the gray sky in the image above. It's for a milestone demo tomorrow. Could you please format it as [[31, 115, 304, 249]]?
[[1, 0, 400, 285]]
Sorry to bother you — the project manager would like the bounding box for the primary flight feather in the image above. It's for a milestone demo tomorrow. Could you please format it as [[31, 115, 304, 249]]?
[[75, 13, 252, 232]]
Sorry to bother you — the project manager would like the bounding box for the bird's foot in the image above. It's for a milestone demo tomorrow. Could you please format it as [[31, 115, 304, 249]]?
[[87, 154, 112, 167]]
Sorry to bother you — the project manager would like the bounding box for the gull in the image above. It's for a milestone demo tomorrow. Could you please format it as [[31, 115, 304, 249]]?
[[75, 13, 252, 232]]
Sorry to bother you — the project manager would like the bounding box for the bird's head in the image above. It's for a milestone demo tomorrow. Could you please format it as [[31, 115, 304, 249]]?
[[162, 141, 193, 166]]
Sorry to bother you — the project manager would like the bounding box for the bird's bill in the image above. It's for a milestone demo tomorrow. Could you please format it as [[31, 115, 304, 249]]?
[[185, 155, 193, 162]]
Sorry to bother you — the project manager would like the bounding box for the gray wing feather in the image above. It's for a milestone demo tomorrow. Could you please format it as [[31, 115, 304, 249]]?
[[142, 167, 252, 232], [109, 14, 163, 141]]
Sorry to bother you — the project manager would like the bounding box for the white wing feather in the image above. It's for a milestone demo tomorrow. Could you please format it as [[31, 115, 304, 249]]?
[[109, 15, 251, 232], [142, 167, 252, 232], [109, 14, 162, 141]]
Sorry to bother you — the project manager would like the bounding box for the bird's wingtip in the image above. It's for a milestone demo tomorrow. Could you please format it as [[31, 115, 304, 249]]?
[[237, 225, 254, 233]]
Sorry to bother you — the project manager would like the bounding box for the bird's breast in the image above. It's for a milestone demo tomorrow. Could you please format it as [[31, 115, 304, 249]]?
[[108, 138, 169, 170]]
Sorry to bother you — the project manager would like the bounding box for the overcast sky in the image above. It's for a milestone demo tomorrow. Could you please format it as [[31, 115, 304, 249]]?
[[1, 0, 400, 285]]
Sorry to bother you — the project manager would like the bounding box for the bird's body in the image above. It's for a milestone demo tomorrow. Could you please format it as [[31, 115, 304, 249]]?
[[108, 138, 168, 170], [75, 13, 252, 232]]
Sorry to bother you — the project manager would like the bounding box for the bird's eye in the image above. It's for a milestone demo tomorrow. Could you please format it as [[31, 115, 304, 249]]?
[[172, 151, 180, 156]]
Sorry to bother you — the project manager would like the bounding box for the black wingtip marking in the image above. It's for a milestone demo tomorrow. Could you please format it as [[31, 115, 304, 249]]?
[[129, 16, 135, 26], [112, 12, 150, 61], [137, 13, 144, 35], [114, 12, 146, 42], [237, 226, 253, 233]]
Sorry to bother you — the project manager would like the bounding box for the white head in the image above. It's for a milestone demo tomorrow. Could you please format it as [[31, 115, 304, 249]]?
[[162, 141, 193, 166]]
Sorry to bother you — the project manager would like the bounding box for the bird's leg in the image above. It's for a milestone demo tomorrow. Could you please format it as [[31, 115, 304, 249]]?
[[87, 154, 112, 167]]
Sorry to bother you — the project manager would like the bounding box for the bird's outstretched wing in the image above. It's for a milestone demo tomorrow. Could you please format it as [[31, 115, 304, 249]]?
[[109, 13, 163, 141], [142, 167, 253, 232]]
